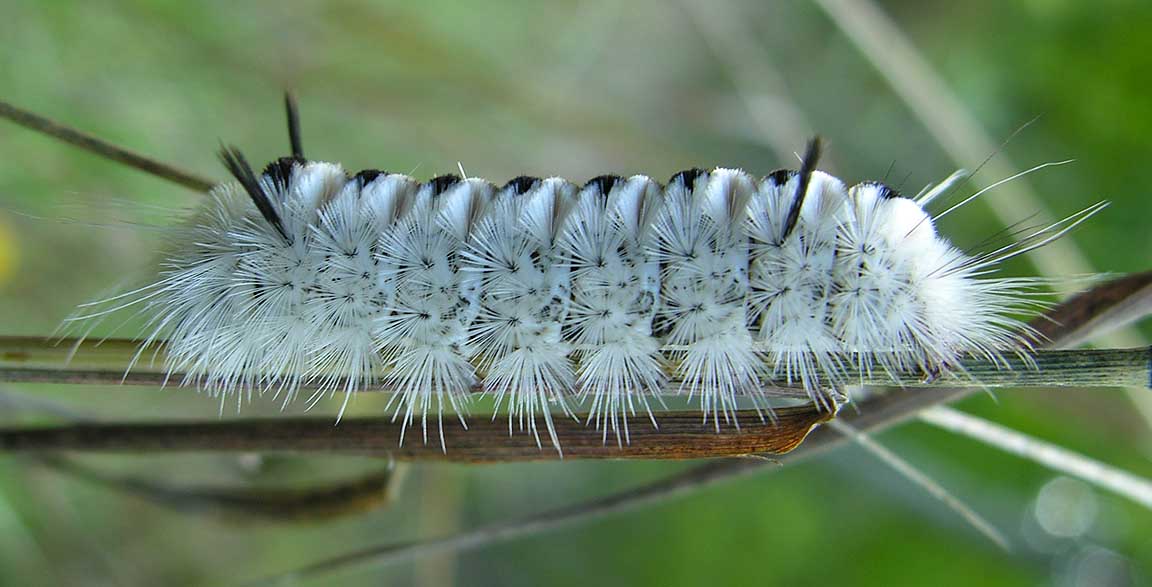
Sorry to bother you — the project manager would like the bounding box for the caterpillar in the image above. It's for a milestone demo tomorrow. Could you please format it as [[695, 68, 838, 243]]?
[[70, 97, 1097, 453]]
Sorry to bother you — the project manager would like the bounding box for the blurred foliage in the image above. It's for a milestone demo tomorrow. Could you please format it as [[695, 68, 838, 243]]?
[[0, 0, 1149, 585]]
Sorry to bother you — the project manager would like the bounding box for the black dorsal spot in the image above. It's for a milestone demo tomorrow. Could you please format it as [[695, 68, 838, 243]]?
[[262, 156, 305, 192], [858, 180, 902, 200], [583, 174, 622, 195], [428, 174, 462, 196], [504, 175, 540, 195], [669, 168, 708, 190], [765, 169, 796, 187], [354, 169, 391, 186]]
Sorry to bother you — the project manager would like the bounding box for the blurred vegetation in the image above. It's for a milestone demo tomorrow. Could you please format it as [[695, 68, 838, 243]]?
[[0, 1, 1149, 585]]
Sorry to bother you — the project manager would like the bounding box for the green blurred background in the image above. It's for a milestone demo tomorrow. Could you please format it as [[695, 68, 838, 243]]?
[[0, 0, 1150, 585]]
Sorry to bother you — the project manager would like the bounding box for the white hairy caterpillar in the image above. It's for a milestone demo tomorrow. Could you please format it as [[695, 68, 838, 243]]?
[[71, 100, 1098, 453]]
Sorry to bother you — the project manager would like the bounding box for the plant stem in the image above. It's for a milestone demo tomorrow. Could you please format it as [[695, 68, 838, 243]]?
[[1, 336, 1147, 391]]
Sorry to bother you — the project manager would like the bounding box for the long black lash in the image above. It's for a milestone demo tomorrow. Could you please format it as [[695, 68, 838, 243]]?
[[219, 146, 290, 242], [780, 136, 823, 242], [284, 92, 304, 160]]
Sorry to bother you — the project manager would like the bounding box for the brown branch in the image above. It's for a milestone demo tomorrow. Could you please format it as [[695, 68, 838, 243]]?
[[1032, 272, 1152, 349], [0, 407, 832, 462], [38, 456, 404, 522], [0, 99, 216, 192]]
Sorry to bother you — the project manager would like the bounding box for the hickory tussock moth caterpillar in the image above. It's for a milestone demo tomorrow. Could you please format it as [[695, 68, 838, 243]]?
[[68, 96, 1100, 453]]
